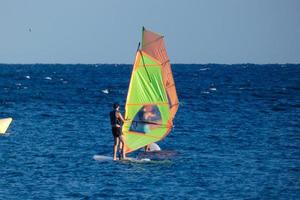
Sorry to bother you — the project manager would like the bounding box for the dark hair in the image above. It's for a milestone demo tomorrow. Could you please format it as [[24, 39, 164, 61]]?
[[113, 103, 119, 109]]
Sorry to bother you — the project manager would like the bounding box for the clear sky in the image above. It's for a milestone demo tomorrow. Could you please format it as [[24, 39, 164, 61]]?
[[0, 0, 299, 64]]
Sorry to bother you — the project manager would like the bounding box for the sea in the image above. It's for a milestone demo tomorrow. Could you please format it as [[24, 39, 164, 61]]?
[[0, 64, 299, 199]]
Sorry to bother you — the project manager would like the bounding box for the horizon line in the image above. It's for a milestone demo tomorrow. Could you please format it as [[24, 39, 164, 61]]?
[[0, 62, 299, 66]]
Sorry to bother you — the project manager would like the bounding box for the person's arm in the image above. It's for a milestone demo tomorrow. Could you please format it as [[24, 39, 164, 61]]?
[[117, 112, 125, 123]]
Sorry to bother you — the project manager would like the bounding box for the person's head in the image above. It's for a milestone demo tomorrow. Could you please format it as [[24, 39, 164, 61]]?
[[113, 102, 120, 110], [144, 105, 153, 112]]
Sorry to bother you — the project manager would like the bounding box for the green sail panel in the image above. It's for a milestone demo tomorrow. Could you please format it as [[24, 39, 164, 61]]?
[[123, 52, 171, 153]]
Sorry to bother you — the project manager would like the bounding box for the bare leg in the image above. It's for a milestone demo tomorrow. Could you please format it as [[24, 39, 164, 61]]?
[[117, 138, 122, 160], [119, 135, 126, 159], [119, 138, 123, 152], [113, 137, 119, 160]]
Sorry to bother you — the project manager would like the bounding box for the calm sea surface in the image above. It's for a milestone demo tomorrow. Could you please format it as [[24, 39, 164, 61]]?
[[0, 64, 299, 199]]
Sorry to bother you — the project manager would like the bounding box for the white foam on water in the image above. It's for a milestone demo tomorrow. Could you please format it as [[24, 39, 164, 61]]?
[[25, 75, 31, 79], [139, 158, 151, 162], [1, 132, 11, 136], [45, 77, 52, 80], [199, 68, 210, 71], [102, 89, 109, 94]]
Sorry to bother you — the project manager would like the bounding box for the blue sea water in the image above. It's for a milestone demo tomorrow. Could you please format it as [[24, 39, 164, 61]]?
[[0, 64, 299, 199]]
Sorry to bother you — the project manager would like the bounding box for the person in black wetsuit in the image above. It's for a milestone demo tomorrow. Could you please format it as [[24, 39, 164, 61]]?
[[110, 103, 126, 160]]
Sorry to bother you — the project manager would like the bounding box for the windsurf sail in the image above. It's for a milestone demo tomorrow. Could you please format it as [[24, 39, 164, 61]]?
[[122, 27, 179, 154], [0, 117, 13, 134]]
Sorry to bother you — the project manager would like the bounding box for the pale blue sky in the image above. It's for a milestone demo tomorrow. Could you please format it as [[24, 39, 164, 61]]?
[[0, 0, 299, 64]]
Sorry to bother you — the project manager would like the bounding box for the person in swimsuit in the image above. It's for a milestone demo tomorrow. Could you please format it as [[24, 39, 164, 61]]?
[[142, 106, 159, 152], [110, 103, 126, 160], [142, 105, 156, 133]]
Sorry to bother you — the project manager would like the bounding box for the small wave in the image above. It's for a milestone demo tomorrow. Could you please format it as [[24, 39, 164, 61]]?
[[199, 68, 210, 71], [239, 87, 250, 90], [25, 75, 31, 79], [271, 106, 287, 112], [0, 132, 11, 136], [209, 87, 217, 91], [16, 83, 22, 86], [23, 87, 28, 89], [45, 77, 52, 80], [102, 89, 109, 94], [59, 78, 68, 84], [201, 91, 210, 94]]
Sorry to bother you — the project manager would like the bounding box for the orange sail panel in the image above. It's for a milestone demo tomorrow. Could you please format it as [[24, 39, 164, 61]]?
[[142, 27, 179, 118]]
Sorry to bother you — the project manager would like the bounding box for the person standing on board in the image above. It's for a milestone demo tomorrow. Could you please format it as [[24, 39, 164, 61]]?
[[110, 103, 127, 160]]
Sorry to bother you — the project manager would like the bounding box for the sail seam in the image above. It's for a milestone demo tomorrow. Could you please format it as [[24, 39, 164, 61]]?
[[127, 131, 161, 139], [127, 120, 171, 128], [126, 102, 169, 106]]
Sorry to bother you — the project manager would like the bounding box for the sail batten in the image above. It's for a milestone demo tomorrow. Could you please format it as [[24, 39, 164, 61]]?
[[123, 28, 179, 154]]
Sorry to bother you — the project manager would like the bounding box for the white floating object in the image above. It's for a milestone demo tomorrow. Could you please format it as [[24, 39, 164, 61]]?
[[0, 118, 13, 134], [148, 143, 161, 151]]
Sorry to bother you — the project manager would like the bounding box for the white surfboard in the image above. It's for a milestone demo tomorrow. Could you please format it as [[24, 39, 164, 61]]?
[[93, 155, 114, 161], [0, 117, 13, 134], [93, 155, 150, 162]]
